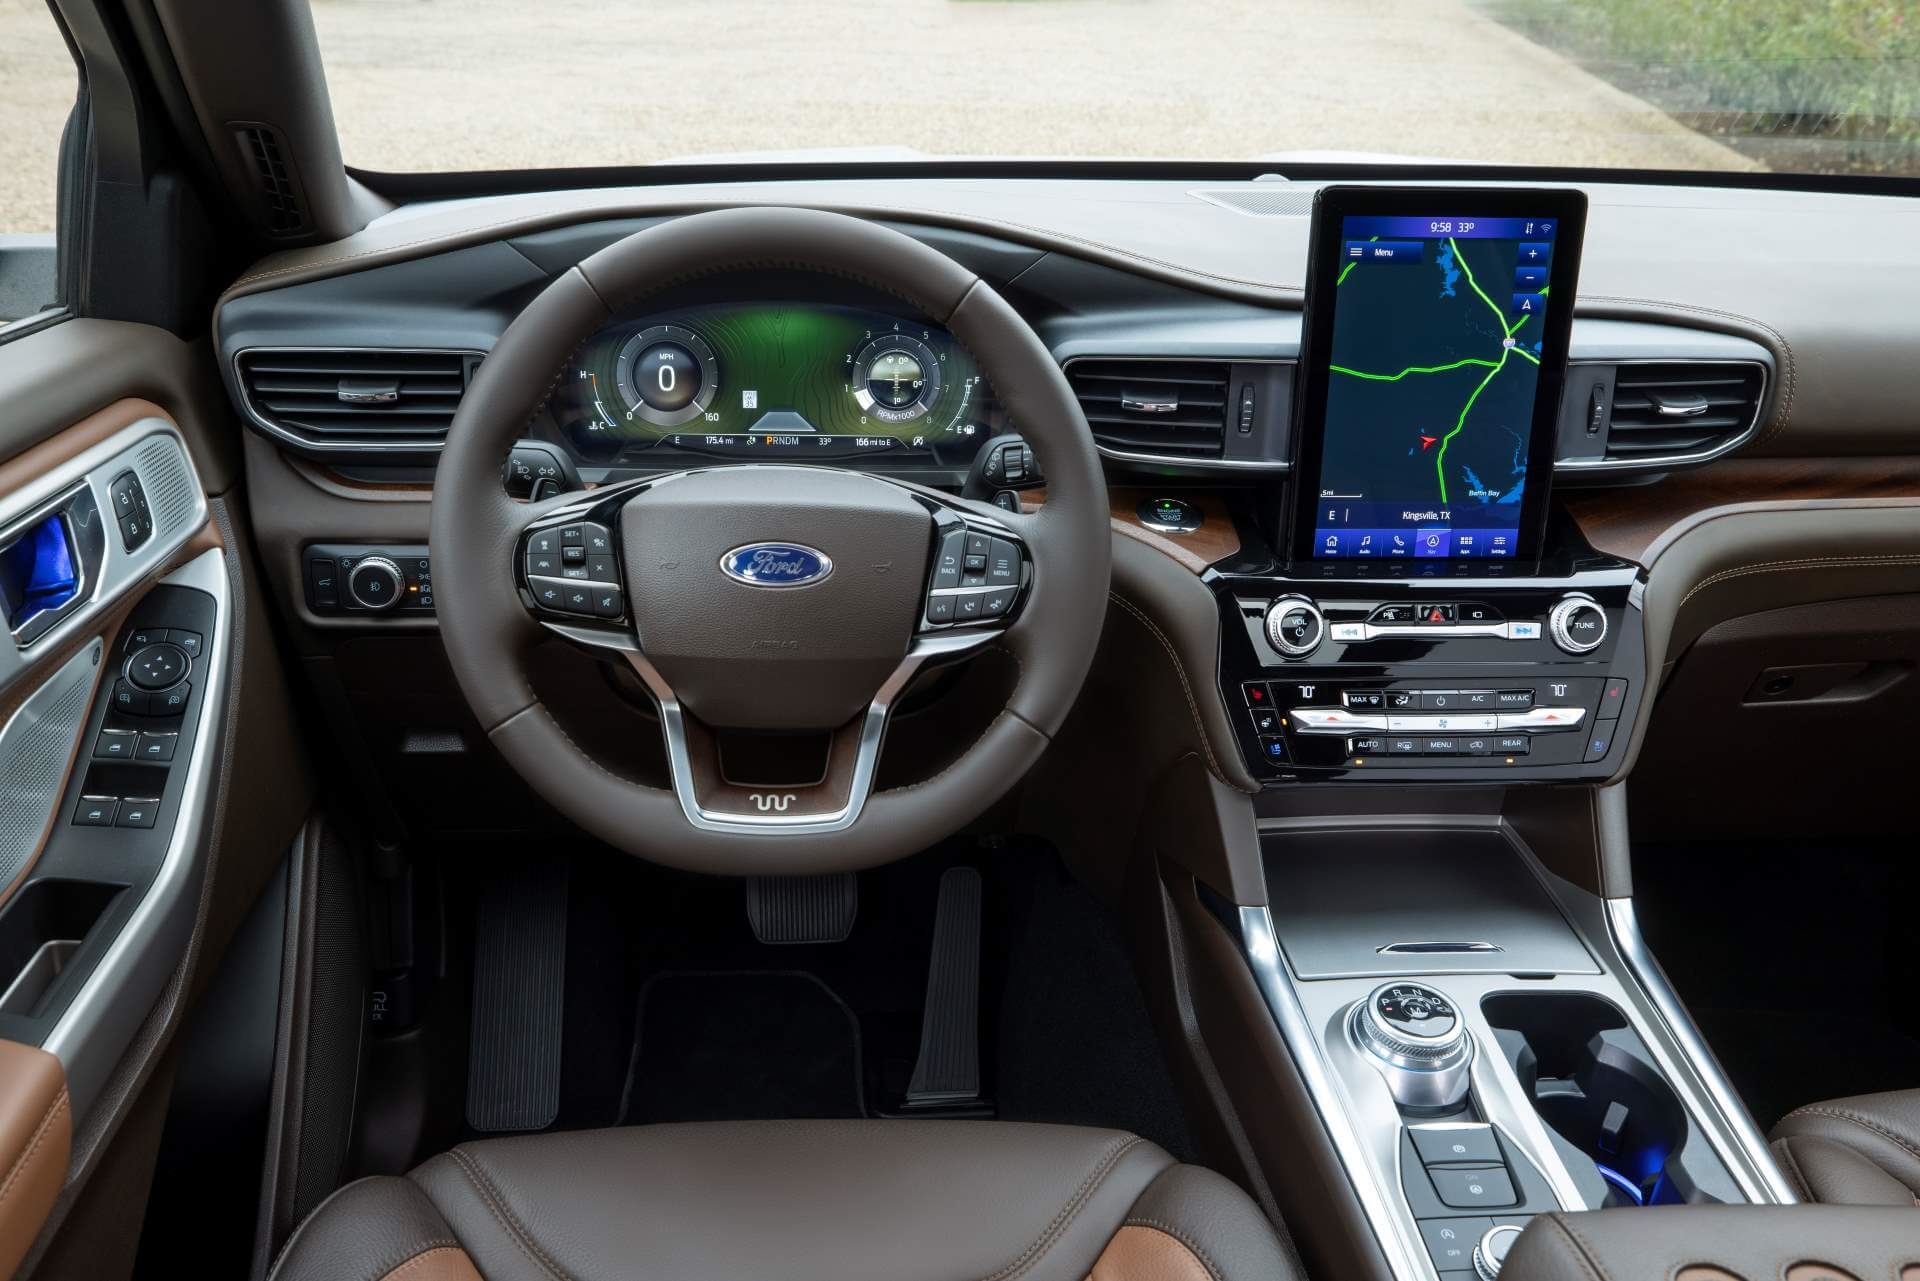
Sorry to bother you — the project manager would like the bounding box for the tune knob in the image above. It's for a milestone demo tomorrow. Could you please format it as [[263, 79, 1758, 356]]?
[[1263, 594, 1325, 658], [346, 556, 405, 611], [1473, 1224, 1525, 1280], [1350, 982, 1474, 1110], [1547, 595, 1607, 654]]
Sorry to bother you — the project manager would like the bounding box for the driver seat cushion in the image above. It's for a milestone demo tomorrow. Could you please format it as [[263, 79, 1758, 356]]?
[[268, 1120, 1299, 1281], [1769, 1089, 1920, 1206]]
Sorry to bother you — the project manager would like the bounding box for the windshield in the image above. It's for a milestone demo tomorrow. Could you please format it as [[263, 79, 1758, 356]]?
[[307, 0, 1917, 179]]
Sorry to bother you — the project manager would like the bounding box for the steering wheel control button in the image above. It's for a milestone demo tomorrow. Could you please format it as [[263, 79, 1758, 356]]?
[[980, 589, 1015, 618], [932, 530, 965, 589], [1430, 1166, 1517, 1210], [126, 643, 190, 691], [1413, 1125, 1503, 1168], [1264, 595, 1324, 658], [1549, 595, 1608, 653], [562, 545, 587, 566], [527, 548, 562, 576], [583, 525, 614, 554], [346, 556, 406, 611], [590, 586, 625, 619], [560, 525, 584, 545], [986, 539, 1020, 586], [528, 530, 560, 556], [926, 595, 956, 624], [529, 579, 569, 613]]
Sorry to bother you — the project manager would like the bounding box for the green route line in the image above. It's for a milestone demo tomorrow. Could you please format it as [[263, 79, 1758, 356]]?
[[1449, 236, 1508, 335], [1434, 349, 1512, 505], [1328, 356, 1500, 382], [1511, 346, 1540, 365], [1335, 235, 1379, 286]]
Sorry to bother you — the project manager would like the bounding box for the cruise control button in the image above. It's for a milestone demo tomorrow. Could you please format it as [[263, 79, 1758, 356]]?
[[560, 564, 592, 580], [527, 550, 562, 576], [561, 544, 587, 565], [586, 555, 618, 581], [527, 529, 560, 556], [560, 524, 585, 545], [925, 594, 956, 624], [986, 538, 1020, 586]]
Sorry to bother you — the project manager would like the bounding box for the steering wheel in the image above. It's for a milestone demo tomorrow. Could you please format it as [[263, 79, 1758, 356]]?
[[430, 208, 1110, 875]]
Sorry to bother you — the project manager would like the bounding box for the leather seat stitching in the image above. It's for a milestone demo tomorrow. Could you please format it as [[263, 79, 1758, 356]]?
[[976, 1135, 1146, 1281], [1121, 1217, 1226, 1281], [1769, 1138, 1815, 1202], [0, 1088, 66, 1211], [1107, 591, 1242, 791], [447, 1148, 576, 1281], [385, 1246, 476, 1281], [1778, 1106, 1920, 1167], [1540, 1213, 1612, 1281], [1677, 554, 1920, 610]]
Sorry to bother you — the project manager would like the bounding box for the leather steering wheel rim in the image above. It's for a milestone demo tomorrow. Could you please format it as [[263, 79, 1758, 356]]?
[[430, 207, 1111, 875]]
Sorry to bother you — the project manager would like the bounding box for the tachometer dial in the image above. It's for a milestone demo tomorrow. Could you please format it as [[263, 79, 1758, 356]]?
[[615, 324, 720, 428], [850, 334, 942, 424]]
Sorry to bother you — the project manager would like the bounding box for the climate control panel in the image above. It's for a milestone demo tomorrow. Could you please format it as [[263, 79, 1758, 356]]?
[[1216, 565, 1644, 784]]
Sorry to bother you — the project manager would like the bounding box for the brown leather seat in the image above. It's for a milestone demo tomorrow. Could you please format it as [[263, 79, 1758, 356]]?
[[1769, 1089, 1920, 1205], [269, 1120, 1297, 1281]]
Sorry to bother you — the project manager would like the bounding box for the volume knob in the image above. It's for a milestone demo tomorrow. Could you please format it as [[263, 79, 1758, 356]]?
[[346, 556, 406, 611], [1264, 595, 1325, 658]]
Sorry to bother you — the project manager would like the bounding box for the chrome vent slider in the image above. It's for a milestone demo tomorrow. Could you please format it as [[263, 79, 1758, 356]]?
[[234, 348, 481, 454]]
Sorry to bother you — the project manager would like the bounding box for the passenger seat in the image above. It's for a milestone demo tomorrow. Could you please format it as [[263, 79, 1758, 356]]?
[[1770, 1090, 1920, 1205]]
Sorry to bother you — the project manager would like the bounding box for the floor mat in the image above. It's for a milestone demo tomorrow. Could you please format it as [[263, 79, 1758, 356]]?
[[620, 970, 866, 1124]]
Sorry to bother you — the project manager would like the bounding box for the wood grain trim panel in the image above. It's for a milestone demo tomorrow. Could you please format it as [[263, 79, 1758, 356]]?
[[1021, 487, 1240, 574], [1566, 457, 1920, 563]]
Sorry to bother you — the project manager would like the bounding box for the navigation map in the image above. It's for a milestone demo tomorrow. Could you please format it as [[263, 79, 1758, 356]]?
[[1311, 215, 1556, 559]]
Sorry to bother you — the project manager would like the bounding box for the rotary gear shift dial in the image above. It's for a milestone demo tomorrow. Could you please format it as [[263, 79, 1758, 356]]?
[[1350, 982, 1474, 1110]]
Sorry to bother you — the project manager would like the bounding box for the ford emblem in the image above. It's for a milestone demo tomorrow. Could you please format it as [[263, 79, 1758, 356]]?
[[719, 542, 834, 589]]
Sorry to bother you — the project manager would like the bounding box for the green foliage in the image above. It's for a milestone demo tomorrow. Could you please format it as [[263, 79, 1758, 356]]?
[[1494, 0, 1919, 173]]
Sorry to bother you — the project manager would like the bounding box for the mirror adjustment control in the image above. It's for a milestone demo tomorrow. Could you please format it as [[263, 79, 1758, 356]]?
[[346, 556, 406, 611], [1548, 595, 1608, 654], [1263, 595, 1324, 658]]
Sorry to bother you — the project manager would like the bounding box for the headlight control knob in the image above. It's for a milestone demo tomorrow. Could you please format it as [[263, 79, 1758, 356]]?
[[1264, 594, 1325, 658], [1351, 981, 1473, 1110], [1548, 595, 1608, 654], [346, 556, 405, 611]]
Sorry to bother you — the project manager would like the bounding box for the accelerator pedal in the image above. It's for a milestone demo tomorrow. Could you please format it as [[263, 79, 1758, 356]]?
[[906, 866, 985, 1109], [746, 873, 858, 944], [465, 860, 569, 1132]]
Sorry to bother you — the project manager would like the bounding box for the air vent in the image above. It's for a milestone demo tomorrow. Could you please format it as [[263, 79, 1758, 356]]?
[[233, 124, 306, 235], [1604, 362, 1765, 461], [237, 349, 476, 451], [1066, 359, 1230, 459]]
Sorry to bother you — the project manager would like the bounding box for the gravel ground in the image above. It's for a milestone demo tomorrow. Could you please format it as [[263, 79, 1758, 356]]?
[[0, 0, 1753, 233]]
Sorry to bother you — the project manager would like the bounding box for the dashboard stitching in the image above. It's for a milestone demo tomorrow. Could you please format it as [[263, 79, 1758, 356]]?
[[1107, 591, 1245, 792], [1677, 553, 1920, 610], [1584, 294, 1797, 446]]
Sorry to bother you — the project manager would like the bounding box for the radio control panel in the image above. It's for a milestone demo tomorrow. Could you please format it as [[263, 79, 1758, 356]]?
[[1217, 567, 1643, 784]]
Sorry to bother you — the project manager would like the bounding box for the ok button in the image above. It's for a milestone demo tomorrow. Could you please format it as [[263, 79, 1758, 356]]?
[[125, 642, 189, 691]]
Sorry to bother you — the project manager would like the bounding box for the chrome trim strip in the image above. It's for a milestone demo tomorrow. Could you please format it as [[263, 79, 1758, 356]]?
[[1237, 905, 1437, 1281], [228, 346, 483, 454], [43, 548, 231, 1116], [1555, 358, 1770, 474], [1604, 897, 1798, 1203], [0, 421, 209, 702]]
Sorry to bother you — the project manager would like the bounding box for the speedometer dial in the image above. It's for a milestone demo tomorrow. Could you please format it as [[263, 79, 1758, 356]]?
[[850, 334, 941, 424], [615, 324, 720, 428]]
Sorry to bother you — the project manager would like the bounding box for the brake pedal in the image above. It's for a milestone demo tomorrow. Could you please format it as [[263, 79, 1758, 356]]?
[[906, 866, 983, 1107]]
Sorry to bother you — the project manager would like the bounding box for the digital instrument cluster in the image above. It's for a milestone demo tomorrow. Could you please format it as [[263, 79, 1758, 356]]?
[[551, 302, 1001, 467]]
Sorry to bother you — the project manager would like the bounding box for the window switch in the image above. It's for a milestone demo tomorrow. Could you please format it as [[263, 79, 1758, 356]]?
[[115, 798, 161, 829], [74, 796, 118, 827], [136, 731, 178, 763], [94, 729, 139, 760]]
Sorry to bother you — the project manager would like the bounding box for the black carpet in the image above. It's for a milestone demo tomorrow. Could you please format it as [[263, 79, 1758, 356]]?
[[621, 971, 865, 1123]]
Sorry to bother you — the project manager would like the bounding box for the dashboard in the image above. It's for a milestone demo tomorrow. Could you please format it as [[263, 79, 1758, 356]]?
[[551, 302, 1001, 469]]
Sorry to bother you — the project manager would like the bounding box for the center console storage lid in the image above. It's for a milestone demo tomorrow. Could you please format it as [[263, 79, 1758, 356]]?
[[1504, 1205, 1920, 1281], [1264, 827, 1598, 978]]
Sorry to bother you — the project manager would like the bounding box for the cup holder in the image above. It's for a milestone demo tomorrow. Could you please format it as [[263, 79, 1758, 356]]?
[[1483, 991, 1728, 1208]]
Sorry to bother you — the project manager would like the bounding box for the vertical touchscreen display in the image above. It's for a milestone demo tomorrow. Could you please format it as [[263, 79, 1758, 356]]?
[[1301, 204, 1578, 562]]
